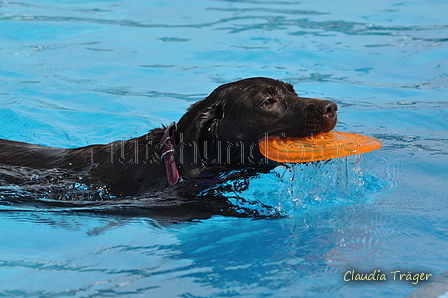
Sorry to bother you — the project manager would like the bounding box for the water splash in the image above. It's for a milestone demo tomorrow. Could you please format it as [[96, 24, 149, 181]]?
[[217, 156, 389, 217], [0, 154, 389, 218]]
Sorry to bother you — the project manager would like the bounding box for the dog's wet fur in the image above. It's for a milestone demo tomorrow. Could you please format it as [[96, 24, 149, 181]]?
[[0, 77, 337, 219]]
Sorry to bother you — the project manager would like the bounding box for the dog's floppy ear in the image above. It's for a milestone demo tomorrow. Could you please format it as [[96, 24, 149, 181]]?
[[174, 103, 224, 179]]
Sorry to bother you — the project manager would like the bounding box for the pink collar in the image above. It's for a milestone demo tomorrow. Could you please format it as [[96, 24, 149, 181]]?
[[159, 123, 180, 185]]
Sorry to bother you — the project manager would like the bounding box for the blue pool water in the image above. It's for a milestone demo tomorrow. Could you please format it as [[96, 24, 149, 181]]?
[[1, 0, 448, 297]]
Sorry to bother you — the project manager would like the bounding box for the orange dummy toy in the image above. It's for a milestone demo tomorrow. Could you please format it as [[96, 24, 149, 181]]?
[[259, 132, 382, 163]]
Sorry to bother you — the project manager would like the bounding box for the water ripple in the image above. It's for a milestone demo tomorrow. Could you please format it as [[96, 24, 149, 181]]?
[[207, 7, 329, 15], [2, 13, 448, 38], [289, 72, 448, 90]]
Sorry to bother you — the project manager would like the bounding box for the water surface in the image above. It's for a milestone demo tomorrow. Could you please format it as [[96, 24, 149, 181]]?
[[1, 0, 447, 297]]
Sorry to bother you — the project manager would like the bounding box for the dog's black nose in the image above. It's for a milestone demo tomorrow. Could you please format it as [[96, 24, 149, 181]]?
[[319, 100, 338, 118]]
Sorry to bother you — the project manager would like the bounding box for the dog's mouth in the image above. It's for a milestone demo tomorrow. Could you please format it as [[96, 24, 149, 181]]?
[[258, 119, 337, 142]]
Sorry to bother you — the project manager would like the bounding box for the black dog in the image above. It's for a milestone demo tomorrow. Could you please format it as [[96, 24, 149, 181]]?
[[0, 77, 337, 217]]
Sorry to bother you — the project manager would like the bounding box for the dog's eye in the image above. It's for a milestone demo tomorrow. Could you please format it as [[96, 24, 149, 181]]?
[[261, 98, 277, 107]]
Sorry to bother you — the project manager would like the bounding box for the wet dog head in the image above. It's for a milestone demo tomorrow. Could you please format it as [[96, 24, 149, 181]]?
[[175, 77, 338, 178]]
